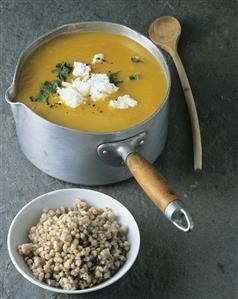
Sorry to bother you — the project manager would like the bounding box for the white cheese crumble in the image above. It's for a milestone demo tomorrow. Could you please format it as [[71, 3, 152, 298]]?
[[57, 86, 84, 108], [89, 74, 118, 101], [72, 62, 91, 80], [57, 55, 138, 109], [92, 53, 105, 64], [61, 81, 72, 87], [72, 73, 118, 102], [58, 72, 118, 107], [109, 95, 138, 109], [72, 78, 91, 97]]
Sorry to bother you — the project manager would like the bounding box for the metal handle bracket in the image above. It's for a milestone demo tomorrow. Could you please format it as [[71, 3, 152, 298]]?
[[97, 132, 147, 166]]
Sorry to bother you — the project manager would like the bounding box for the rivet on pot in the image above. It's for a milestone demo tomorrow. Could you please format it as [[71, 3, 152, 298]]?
[[102, 150, 108, 155], [139, 140, 145, 146]]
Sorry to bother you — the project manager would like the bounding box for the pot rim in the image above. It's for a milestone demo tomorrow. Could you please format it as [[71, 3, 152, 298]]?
[[5, 21, 171, 136]]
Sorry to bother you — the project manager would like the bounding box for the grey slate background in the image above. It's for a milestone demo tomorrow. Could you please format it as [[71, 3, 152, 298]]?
[[0, 0, 238, 298]]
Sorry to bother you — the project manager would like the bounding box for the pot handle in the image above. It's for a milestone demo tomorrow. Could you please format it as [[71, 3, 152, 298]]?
[[126, 152, 194, 232]]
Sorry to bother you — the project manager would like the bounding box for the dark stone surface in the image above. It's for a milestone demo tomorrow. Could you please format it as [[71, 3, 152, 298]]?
[[0, 0, 237, 298]]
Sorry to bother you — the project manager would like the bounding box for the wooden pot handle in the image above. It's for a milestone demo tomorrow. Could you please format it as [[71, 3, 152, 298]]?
[[97, 136, 194, 231], [126, 152, 177, 212], [126, 152, 194, 232]]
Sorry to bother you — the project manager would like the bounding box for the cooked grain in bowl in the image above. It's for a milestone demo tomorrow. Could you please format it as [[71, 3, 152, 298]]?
[[18, 199, 130, 290]]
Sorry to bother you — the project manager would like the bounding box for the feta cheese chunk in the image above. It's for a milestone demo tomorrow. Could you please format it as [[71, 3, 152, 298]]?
[[72, 78, 91, 97], [89, 74, 118, 101], [61, 81, 72, 87], [73, 73, 118, 101], [72, 61, 91, 80], [92, 53, 105, 64], [109, 95, 138, 109], [57, 86, 84, 108], [57, 59, 119, 107]]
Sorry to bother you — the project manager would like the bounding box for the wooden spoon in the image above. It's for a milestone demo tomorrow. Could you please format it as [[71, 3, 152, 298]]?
[[149, 16, 202, 171]]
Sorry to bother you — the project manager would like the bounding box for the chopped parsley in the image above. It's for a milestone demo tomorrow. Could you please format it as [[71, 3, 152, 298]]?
[[130, 56, 144, 63], [53, 62, 73, 81], [30, 80, 61, 104], [30, 61, 72, 105], [30, 93, 49, 104], [129, 73, 140, 80], [108, 71, 123, 86]]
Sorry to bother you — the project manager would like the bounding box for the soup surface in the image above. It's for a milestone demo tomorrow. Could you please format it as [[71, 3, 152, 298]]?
[[15, 32, 168, 132]]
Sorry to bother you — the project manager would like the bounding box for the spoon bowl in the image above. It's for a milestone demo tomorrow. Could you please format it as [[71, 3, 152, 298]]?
[[149, 16, 181, 50]]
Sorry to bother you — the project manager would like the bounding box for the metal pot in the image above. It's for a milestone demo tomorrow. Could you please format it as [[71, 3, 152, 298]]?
[[6, 22, 193, 232]]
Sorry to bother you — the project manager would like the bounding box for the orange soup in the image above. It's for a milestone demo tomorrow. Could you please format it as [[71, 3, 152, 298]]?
[[15, 32, 168, 132]]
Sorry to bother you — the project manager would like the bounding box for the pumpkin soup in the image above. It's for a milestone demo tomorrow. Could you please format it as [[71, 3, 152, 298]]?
[[14, 32, 168, 132]]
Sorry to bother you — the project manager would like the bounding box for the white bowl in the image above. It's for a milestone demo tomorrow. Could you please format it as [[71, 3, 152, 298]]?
[[7, 188, 140, 294]]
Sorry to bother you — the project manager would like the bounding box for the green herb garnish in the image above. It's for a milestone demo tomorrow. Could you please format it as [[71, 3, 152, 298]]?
[[41, 80, 61, 95], [30, 80, 61, 104], [129, 73, 140, 80], [130, 56, 144, 63], [108, 71, 123, 86], [53, 62, 73, 81], [30, 93, 49, 104]]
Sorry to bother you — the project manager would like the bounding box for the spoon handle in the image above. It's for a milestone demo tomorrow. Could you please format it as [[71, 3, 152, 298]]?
[[171, 51, 202, 171]]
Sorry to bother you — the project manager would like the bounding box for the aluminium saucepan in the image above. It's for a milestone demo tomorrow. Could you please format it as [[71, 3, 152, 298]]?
[[5, 22, 194, 232]]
